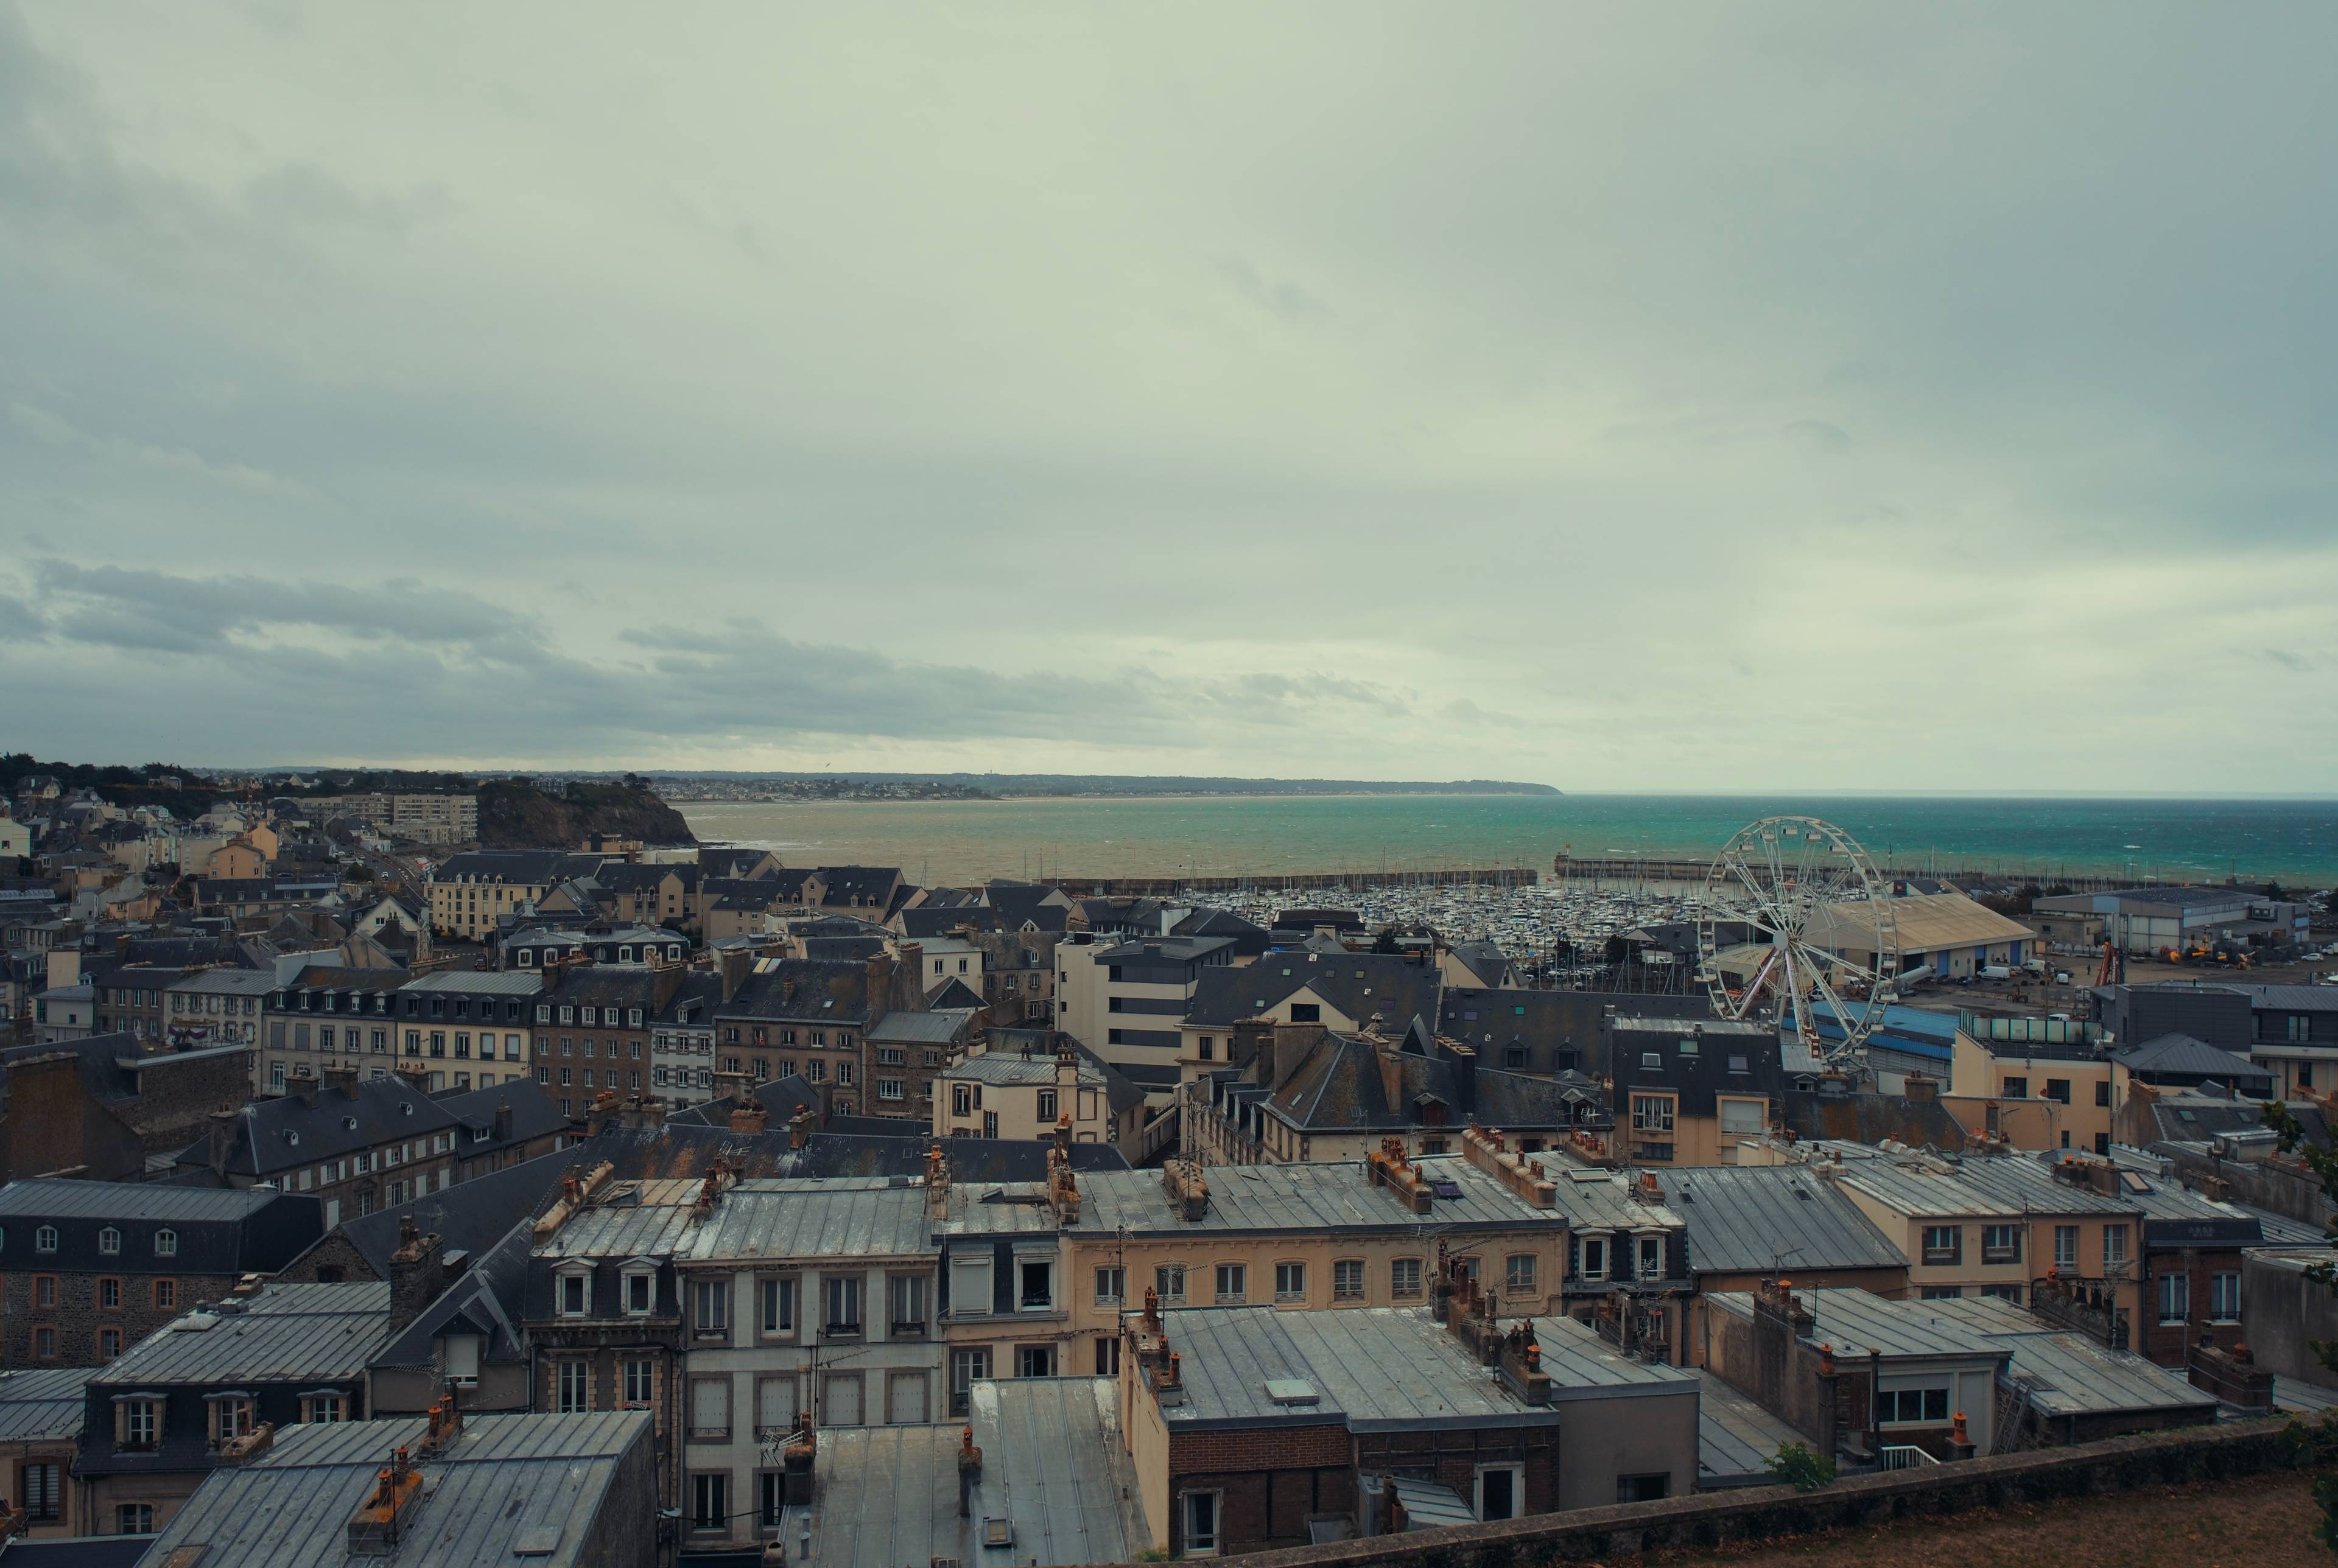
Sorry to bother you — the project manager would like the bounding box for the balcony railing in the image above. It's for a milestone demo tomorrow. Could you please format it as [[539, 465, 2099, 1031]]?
[[1879, 1445, 1939, 1471]]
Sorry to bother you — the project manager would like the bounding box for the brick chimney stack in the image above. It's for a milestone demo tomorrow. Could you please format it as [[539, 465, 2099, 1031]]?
[[388, 1214, 446, 1335]]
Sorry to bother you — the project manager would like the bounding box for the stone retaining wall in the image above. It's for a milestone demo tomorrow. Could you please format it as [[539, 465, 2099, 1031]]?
[[1087, 1416, 2315, 1567]]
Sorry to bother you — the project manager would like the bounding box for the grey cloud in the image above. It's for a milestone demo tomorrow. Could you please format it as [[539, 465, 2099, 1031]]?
[[1441, 698, 1516, 728], [1783, 419, 1853, 453], [12, 558, 1414, 757], [3, 6, 2335, 789], [240, 163, 458, 233], [0, 590, 44, 639], [33, 559, 552, 665], [1215, 256, 1333, 326]]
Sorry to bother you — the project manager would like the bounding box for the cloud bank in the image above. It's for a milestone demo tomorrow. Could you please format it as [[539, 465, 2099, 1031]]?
[[1, 2, 2334, 788]]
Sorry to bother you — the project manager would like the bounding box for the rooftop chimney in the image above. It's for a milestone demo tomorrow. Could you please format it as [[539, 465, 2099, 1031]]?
[[346, 1447, 425, 1556], [956, 1425, 983, 1519], [1366, 1136, 1434, 1216], [729, 1093, 769, 1136], [926, 1144, 953, 1221], [788, 1104, 818, 1150], [388, 1218, 446, 1335], [689, 1158, 732, 1223], [207, 1102, 240, 1175], [530, 1161, 616, 1241], [1460, 1126, 1556, 1209], [1162, 1156, 1210, 1221]]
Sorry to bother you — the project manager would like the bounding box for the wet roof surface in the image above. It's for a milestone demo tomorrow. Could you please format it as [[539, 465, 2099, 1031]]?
[[138, 1410, 647, 1568], [94, 1281, 391, 1385]]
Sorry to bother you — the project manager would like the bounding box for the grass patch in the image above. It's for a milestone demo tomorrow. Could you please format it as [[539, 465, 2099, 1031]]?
[[1649, 1469, 2326, 1568]]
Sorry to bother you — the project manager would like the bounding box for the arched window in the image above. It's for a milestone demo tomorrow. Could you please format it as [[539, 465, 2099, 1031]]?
[[35, 1226, 58, 1253], [98, 1227, 122, 1255], [154, 1228, 178, 1257]]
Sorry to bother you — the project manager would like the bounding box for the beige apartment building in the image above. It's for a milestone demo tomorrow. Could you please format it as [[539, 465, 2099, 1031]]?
[[933, 1041, 1143, 1157], [1770, 1144, 2139, 1329], [1044, 1138, 1576, 1388], [1945, 1014, 2126, 1155]]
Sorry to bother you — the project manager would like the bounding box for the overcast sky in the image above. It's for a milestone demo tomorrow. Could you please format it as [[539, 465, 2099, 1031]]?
[[3, 4, 2334, 791]]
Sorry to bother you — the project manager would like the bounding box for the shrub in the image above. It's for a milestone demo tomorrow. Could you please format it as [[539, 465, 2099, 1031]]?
[[1766, 1443, 1839, 1493]]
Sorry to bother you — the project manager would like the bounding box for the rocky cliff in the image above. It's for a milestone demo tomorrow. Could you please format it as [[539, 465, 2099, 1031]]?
[[477, 779, 696, 849]]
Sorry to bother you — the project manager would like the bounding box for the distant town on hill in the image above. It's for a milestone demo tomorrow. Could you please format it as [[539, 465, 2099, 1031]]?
[[627, 773, 1562, 802]]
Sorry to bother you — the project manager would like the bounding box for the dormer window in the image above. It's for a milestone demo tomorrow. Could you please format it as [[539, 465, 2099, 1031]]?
[[536, 1004, 551, 1023], [153, 1228, 177, 1257], [35, 1226, 58, 1253], [558, 1270, 591, 1317], [628, 1009, 643, 1027], [98, 1227, 121, 1255], [623, 1267, 656, 1316], [581, 1007, 597, 1026], [116, 1397, 162, 1451], [208, 1394, 256, 1446]]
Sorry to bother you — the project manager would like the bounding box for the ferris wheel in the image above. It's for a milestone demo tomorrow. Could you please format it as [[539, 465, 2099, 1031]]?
[[1694, 815, 1902, 1069]]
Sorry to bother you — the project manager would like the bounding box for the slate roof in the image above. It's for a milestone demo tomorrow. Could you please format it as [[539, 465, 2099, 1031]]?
[[1919, 1295, 2222, 1421], [0, 1181, 322, 1287], [574, 1122, 1131, 1183], [683, 1180, 935, 1260], [924, 976, 985, 1010], [96, 1281, 393, 1385], [1436, 988, 1712, 1074], [717, 959, 876, 1024], [1444, 940, 1517, 988], [662, 1071, 825, 1129], [984, 882, 1071, 923], [944, 1052, 1105, 1088], [436, 1079, 572, 1146], [961, 1378, 1143, 1564], [1167, 907, 1269, 955], [303, 1148, 572, 1279], [1836, 1156, 2131, 1220], [1693, 1368, 1804, 1485], [430, 851, 578, 884], [1706, 1286, 2006, 1359], [1069, 1155, 1566, 1237], [699, 847, 778, 878], [1652, 1165, 1906, 1275], [175, 1077, 457, 1180], [806, 1383, 1143, 1568], [0, 1538, 152, 1568], [1283, 1308, 1682, 1421], [373, 1217, 534, 1371], [2117, 1032, 2273, 1085], [1186, 949, 1442, 1031], [867, 1008, 980, 1045], [815, 866, 904, 908], [0, 1365, 99, 1441], [898, 906, 1008, 939], [2145, 1096, 2331, 1146], [136, 1410, 651, 1568]]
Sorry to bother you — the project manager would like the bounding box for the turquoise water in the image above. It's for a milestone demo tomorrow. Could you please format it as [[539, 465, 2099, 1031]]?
[[679, 795, 2338, 887]]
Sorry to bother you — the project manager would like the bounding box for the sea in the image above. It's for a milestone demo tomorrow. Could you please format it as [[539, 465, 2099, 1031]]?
[[678, 794, 2338, 889]]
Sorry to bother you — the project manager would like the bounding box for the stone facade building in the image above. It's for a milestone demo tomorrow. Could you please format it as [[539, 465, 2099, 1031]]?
[[0, 1181, 322, 1367]]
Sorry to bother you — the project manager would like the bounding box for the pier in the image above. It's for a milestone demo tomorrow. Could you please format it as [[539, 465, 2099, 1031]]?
[[1047, 866, 1540, 897], [1548, 854, 2207, 892]]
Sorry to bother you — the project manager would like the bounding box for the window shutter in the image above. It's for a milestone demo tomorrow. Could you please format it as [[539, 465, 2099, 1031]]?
[[692, 1377, 729, 1432], [757, 1376, 796, 1432], [443, 1334, 481, 1381]]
